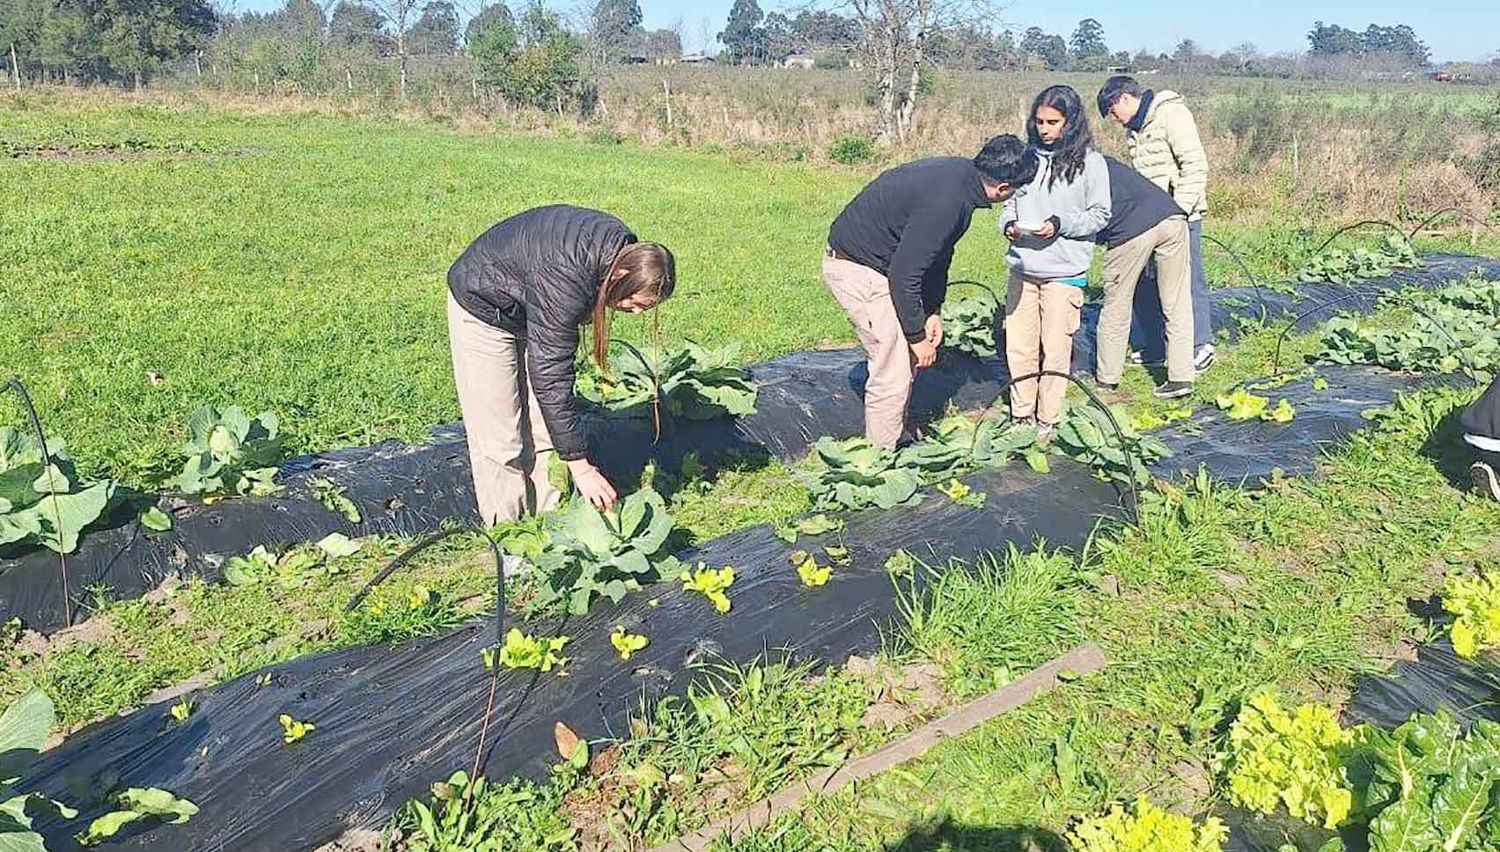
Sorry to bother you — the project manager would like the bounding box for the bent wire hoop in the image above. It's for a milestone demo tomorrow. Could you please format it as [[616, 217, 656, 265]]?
[[2, 375, 73, 625]]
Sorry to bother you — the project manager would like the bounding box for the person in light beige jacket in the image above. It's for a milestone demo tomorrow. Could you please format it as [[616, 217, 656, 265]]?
[[1098, 76, 1215, 373]]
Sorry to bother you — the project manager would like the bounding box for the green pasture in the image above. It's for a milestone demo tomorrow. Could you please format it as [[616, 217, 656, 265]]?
[[2, 95, 1493, 488]]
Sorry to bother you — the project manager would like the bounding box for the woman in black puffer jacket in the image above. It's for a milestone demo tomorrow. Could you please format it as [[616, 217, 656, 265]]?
[[447, 205, 676, 523]]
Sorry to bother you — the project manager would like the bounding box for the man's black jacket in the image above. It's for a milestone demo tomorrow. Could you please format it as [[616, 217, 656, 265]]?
[[448, 205, 635, 461], [1094, 156, 1187, 248], [827, 157, 991, 343]]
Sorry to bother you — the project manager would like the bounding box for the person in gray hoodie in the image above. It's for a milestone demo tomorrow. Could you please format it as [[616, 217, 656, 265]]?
[[1001, 85, 1111, 438]]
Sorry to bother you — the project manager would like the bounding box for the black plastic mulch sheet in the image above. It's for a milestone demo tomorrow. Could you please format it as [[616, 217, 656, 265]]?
[[1152, 364, 1447, 484], [1346, 639, 1500, 730], [28, 462, 1125, 851], [21, 350, 1497, 849], [4, 254, 1497, 634], [0, 352, 1004, 636]]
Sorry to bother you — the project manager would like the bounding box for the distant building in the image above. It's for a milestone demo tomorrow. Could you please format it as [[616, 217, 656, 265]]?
[[1106, 64, 1130, 74], [783, 53, 816, 69], [681, 53, 716, 65]]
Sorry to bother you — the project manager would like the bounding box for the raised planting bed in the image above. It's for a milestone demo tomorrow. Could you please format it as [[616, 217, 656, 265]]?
[[6, 254, 1497, 635]]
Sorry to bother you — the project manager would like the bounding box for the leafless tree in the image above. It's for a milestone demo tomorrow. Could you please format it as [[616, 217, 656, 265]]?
[[366, 0, 419, 98], [833, 0, 1006, 145]]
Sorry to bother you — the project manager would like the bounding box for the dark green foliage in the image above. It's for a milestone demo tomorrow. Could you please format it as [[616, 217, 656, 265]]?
[[826, 135, 874, 165], [470, 1, 587, 111], [0, 427, 116, 555], [1319, 279, 1500, 377]]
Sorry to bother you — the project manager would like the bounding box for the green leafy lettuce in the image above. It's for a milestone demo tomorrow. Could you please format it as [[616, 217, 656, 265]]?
[[1067, 797, 1227, 852], [577, 342, 758, 420], [174, 405, 284, 497], [0, 426, 116, 554]]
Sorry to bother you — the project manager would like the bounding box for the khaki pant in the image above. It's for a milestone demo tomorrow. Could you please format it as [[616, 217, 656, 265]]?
[[447, 292, 561, 525], [1098, 217, 1194, 385], [822, 254, 915, 450], [1004, 273, 1084, 425]]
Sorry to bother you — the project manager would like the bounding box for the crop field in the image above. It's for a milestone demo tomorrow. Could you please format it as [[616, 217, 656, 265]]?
[[4, 88, 1500, 852], [6, 91, 1500, 486]]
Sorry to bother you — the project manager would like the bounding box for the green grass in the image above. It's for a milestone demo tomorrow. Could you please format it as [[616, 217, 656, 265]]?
[[7, 95, 1494, 488], [379, 385, 1500, 851], [722, 388, 1500, 849]]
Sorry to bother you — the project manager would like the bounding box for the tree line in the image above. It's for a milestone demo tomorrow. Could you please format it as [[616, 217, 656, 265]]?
[[0, 0, 1461, 136]]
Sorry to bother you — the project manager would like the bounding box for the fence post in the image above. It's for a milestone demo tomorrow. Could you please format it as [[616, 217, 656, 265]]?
[[10, 42, 19, 91], [662, 78, 673, 127]]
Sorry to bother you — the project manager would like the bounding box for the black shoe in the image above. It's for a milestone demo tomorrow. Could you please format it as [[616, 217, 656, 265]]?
[[1086, 374, 1119, 392], [1153, 380, 1194, 399], [1473, 462, 1500, 502]]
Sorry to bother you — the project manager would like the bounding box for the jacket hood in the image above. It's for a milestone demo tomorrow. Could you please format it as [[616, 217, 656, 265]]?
[[1146, 89, 1184, 120]]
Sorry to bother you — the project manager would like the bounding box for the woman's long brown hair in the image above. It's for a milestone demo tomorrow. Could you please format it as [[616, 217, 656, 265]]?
[[590, 242, 676, 370]]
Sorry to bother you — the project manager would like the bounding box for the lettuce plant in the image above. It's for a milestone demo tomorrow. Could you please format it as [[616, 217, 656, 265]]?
[[174, 405, 284, 497], [1442, 572, 1500, 659], [577, 342, 758, 420], [0, 426, 115, 554], [1067, 797, 1227, 852], [1219, 691, 1355, 829], [533, 487, 682, 615]]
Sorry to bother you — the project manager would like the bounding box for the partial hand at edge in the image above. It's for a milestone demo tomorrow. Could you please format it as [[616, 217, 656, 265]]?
[[910, 339, 938, 369], [568, 458, 618, 510]]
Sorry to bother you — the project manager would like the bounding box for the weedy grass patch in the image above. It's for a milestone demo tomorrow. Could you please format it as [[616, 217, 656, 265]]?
[[708, 385, 1500, 848]]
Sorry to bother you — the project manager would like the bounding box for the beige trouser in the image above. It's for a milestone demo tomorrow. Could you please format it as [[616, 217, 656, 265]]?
[[1004, 273, 1084, 425], [822, 254, 915, 450], [447, 292, 561, 525], [1097, 217, 1195, 385]]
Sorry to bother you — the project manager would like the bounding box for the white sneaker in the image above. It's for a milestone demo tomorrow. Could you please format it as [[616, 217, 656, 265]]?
[[1473, 462, 1500, 502], [1194, 344, 1217, 373]]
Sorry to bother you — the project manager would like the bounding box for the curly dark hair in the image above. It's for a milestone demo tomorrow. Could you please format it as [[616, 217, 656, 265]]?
[[1026, 85, 1095, 189]]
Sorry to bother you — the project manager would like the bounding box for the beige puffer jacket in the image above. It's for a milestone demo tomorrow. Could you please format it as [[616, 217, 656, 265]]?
[[1125, 90, 1208, 219]]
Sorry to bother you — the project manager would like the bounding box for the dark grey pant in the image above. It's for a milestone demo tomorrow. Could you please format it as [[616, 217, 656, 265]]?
[[1131, 217, 1212, 360]]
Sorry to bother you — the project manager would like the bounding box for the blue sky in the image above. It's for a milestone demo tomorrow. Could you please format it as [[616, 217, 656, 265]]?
[[227, 0, 1500, 62]]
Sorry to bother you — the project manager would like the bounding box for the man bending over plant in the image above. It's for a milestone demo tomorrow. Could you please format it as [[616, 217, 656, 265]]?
[[1464, 376, 1500, 501], [1092, 157, 1198, 399], [823, 135, 1038, 449]]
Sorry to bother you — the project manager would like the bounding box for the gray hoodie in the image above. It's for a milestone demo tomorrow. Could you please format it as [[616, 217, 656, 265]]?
[[1002, 148, 1111, 281]]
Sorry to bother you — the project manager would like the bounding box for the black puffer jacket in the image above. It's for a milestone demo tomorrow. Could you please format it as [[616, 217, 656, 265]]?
[[1462, 376, 1500, 442], [448, 205, 636, 461]]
